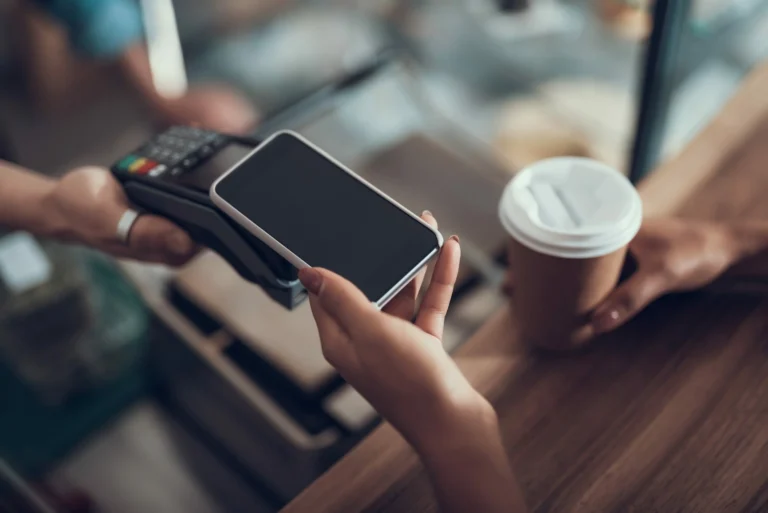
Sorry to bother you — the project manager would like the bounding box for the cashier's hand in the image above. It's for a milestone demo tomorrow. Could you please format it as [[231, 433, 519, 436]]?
[[45, 167, 198, 266], [300, 222, 493, 453], [591, 218, 735, 334], [119, 45, 258, 134], [157, 85, 259, 135]]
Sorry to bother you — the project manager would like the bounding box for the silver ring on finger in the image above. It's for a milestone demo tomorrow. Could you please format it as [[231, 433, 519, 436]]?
[[116, 209, 140, 246]]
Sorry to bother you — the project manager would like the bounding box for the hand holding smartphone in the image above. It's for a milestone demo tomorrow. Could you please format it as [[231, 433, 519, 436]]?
[[210, 131, 443, 308]]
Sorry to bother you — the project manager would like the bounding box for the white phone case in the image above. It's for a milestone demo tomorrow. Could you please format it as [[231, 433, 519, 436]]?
[[210, 130, 443, 309]]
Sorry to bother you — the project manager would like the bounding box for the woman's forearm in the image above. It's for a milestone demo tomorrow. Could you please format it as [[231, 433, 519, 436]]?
[[0, 160, 60, 236], [415, 405, 527, 513]]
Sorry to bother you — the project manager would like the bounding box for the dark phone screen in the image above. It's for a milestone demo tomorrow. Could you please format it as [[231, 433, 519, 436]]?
[[214, 133, 440, 302]]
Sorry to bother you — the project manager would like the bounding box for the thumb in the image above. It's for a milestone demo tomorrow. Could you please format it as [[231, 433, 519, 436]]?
[[592, 270, 670, 334], [299, 268, 377, 336], [128, 215, 197, 266]]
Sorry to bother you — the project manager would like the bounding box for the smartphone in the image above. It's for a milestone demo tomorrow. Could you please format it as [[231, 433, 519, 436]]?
[[210, 131, 443, 308]]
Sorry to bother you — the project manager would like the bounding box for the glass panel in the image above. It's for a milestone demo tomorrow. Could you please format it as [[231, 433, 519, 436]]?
[[383, 0, 652, 176], [168, 1, 652, 175], [172, 0, 392, 115], [653, 0, 768, 171]]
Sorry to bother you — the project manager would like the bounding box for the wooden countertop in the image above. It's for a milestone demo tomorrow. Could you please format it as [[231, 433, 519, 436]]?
[[283, 63, 768, 513]]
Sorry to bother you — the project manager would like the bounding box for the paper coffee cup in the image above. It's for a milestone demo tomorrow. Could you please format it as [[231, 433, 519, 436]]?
[[499, 157, 642, 350]]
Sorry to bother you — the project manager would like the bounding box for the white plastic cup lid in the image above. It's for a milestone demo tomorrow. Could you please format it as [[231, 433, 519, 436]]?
[[498, 157, 643, 259]]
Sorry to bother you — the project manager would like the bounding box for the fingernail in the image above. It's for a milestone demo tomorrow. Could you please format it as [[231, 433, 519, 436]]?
[[422, 210, 432, 217], [593, 308, 621, 334], [299, 268, 324, 295], [449, 235, 460, 244]]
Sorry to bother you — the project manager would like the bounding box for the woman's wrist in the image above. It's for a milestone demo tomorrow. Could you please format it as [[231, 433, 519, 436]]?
[[723, 221, 768, 263], [407, 395, 526, 513], [38, 180, 79, 242], [718, 220, 768, 280], [410, 393, 500, 461]]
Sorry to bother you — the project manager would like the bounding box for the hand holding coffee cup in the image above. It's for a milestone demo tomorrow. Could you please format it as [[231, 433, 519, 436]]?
[[499, 158, 642, 351]]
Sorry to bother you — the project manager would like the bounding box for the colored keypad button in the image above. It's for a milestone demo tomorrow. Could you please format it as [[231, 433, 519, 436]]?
[[148, 165, 167, 177], [128, 158, 147, 173], [137, 160, 158, 175], [117, 155, 138, 171]]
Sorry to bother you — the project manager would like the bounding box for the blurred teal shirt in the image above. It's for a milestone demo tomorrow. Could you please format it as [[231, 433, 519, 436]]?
[[33, 0, 143, 58]]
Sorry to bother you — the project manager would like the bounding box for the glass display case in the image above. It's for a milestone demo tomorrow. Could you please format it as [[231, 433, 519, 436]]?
[[170, 0, 768, 183], [632, 0, 768, 180], [174, 0, 647, 176]]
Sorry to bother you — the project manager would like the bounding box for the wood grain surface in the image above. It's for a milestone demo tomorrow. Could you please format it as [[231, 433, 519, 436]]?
[[283, 64, 768, 513]]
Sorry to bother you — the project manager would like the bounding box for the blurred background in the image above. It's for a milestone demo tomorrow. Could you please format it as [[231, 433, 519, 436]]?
[[1, 0, 767, 511]]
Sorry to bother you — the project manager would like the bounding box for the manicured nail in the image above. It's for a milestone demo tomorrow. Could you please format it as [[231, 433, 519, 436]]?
[[299, 268, 324, 295], [449, 235, 460, 244], [422, 210, 432, 217], [593, 308, 621, 334]]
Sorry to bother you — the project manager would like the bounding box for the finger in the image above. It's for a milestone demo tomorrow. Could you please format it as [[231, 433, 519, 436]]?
[[307, 293, 352, 368], [128, 215, 198, 266], [403, 210, 438, 297], [416, 235, 461, 339], [591, 270, 670, 334], [308, 293, 346, 341], [299, 267, 378, 338], [384, 211, 439, 319]]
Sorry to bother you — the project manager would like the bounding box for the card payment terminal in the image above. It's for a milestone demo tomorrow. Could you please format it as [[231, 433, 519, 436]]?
[[111, 126, 306, 309]]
